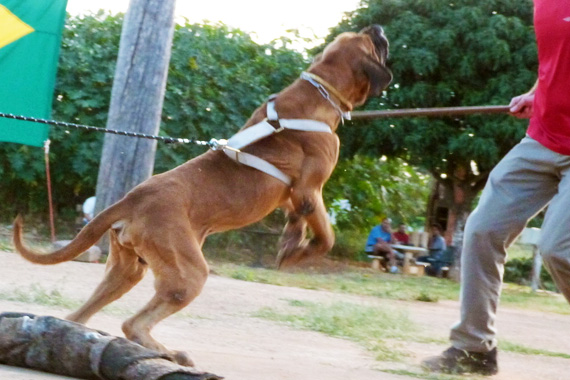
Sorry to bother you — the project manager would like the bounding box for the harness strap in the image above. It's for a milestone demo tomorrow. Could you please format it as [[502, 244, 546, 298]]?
[[226, 119, 331, 150], [267, 94, 279, 120], [226, 120, 278, 150], [221, 98, 332, 185], [223, 149, 292, 186]]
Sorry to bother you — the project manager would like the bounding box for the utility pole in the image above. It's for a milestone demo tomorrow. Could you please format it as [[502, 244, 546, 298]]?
[[94, 0, 176, 252]]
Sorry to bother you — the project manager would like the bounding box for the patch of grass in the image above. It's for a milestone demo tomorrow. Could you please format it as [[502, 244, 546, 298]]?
[[416, 291, 439, 303], [215, 263, 461, 302], [382, 369, 467, 380], [0, 283, 81, 309], [213, 262, 569, 314], [499, 340, 570, 359], [257, 299, 570, 373], [0, 283, 127, 316], [507, 243, 534, 260], [500, 283, 569, 315], [0, 238, 12, 252], [255, 299, 419, 362], [0, 225, 53, 254]]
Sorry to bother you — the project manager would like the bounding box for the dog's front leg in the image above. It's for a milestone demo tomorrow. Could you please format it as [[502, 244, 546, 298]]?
[[277, 201, 308, 259], [276, 187, 334, 269]]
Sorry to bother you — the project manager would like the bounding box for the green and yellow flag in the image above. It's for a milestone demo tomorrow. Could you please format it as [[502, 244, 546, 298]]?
[[0, 0, 67, 147]]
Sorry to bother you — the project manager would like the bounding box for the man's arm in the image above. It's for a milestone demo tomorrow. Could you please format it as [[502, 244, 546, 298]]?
[[365, 226, 380, 251]]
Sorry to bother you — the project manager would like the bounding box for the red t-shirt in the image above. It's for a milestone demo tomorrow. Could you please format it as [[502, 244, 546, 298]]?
[[527, 1, 570, 155], [393, 232, 409, 245]]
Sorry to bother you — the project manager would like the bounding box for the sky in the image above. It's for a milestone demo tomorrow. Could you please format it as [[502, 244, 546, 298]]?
[[66, 0, 362, 47]]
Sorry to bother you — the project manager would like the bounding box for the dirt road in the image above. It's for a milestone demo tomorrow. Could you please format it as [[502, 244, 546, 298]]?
[[1, 251, 569, 380]]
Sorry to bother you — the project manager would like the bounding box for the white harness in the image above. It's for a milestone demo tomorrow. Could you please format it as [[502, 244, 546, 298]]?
[[211, 71, 353, 186], [212, 96, 333, 186]]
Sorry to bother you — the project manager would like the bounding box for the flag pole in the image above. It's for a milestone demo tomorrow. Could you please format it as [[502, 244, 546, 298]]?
[[44, 140, 56, 243]]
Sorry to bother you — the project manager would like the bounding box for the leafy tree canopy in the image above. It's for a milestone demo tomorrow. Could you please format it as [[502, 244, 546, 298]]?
[[325, 155, 430, 231], [325, 0, 536, 184], [0, 11, 433, 245], [0, 12, 307, 220]]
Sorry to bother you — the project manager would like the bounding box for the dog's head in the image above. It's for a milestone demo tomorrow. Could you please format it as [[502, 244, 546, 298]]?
[[309, 25, 392, 107]]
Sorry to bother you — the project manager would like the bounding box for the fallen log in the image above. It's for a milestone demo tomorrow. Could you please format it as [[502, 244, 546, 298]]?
[[0, 312, 222, 380]]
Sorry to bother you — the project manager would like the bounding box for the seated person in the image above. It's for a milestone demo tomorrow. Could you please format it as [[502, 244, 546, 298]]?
[[82, 196, 96, 225], [365, 218, 401, 273], [393, 223, 410, 245], [416, 223, 448, 276]]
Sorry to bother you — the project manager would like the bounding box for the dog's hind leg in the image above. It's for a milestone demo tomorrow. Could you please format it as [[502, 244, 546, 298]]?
[[121, 232, 209, 367], [67, 230, 148, 324]]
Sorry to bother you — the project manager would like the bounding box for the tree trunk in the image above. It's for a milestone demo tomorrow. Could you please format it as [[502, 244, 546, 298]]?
[[426, 166, 488, 281], [94, 0, 176, 252]]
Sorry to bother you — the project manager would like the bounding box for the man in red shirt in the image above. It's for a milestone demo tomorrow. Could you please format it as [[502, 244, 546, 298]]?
[[423, 1, 570, 375], [392, 223, 410, 245]]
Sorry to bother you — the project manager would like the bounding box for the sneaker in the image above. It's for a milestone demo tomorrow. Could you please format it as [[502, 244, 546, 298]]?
[[422, 346, 498, 375], [389, 265, 399, 274]]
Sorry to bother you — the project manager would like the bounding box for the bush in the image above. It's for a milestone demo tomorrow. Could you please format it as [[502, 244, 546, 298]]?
[[504, 257, 556, 291], [329, 228, 369, 261]]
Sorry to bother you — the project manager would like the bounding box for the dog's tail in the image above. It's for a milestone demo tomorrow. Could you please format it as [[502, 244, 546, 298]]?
[[13, 202, 124, 265]]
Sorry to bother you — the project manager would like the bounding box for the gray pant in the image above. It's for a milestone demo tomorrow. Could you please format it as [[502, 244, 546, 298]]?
[[450, 136, 570, 352]]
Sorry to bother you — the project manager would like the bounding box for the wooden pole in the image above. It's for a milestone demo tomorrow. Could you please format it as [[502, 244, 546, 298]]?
[[44, 140, 56, 243], [351, 105, 510, 120], [95, 0, 176, 253]]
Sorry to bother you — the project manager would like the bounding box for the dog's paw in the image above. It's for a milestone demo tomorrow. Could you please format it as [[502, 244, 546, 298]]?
[[276, 248, 311, 270], [172, 350, 195, 367]]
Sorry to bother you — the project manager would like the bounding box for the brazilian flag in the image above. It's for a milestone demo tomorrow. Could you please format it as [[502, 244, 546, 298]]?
[[0, 0, 67, 147]]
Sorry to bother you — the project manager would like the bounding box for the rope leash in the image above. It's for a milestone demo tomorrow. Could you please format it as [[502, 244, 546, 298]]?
[[0, 112, 214, 147]]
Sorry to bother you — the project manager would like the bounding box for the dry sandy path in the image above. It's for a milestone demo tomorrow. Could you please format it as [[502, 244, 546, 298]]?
[[1, 251, 570, 380]]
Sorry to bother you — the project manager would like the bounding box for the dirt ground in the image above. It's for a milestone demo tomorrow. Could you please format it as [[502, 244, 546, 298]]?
[[1, 251, 570, 380]]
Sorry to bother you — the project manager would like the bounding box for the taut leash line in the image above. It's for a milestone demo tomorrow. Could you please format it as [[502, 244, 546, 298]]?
[[0, 112, 211, 146]]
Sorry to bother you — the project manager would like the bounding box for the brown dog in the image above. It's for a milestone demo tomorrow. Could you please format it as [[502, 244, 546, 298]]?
[[13, 25, 392, 366]]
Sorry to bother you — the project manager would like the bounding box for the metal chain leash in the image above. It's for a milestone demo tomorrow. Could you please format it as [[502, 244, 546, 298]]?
[[0, 112, 216, 147]]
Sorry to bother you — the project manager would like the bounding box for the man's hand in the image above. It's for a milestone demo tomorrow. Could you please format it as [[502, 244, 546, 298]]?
[[509, 92, 534, 119]]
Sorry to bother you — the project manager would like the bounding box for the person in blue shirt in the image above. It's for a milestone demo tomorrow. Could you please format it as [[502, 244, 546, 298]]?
[[416, 223, 448, 276], [365, 218, 399, 273]]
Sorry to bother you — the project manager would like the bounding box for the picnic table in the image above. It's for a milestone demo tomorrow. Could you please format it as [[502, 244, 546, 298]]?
[[391, 244, 428, 275], [367, 244, 428, 276]]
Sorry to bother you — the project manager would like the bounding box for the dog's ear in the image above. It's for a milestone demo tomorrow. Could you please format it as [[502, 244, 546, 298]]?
[[362, 58, 392, 96]]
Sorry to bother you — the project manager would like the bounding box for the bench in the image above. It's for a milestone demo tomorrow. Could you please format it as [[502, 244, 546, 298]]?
[[367, 254, 427, 276], [367, 255, 384, 270]]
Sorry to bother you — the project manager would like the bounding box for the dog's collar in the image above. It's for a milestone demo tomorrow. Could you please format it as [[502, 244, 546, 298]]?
[[300, 71, 352, 123]]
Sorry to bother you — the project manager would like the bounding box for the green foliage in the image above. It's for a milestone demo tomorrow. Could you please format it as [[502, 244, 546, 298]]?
[[325, 155, 431, 232], [0, 11, 436, 259], [0, 14, 306, 224], [156, 21, 307, 172], [325, 155, 430, 259], [323, 0, 537, 209], [504, 257, 556, 291], [0, 11, 123, 221]]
